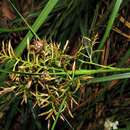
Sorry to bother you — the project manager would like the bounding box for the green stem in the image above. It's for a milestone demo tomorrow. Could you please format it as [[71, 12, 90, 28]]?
[[1, 67, 130, 76]]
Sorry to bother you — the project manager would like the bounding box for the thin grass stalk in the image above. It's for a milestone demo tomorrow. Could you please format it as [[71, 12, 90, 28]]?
[[1, 67, 130, 76], [51, 97, 67, 130], [8, 0, 40, 40]]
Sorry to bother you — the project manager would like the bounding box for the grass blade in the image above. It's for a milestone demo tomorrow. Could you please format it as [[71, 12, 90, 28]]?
[[15, 0, 59, 56], [98, 0, 122, 50], [51, 97, 67, 130], [87, 72, 130, 84], [0, 27, 28, 33]]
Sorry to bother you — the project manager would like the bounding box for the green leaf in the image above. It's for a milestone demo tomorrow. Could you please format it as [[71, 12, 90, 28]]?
[[98, 0, 122, 50], [15, 0, 59, 56], [87, 72, 130, 84]]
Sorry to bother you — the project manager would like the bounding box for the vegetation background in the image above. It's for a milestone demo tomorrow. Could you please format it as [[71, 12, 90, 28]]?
[[0, 0, 130, 130]]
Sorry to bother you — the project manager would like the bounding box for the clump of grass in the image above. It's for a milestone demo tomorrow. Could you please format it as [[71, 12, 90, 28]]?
[[1, 0, 130, 130], [0, 36, 111, 129], [1, 37, 130, 130], [0, 39, 83, 129]]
